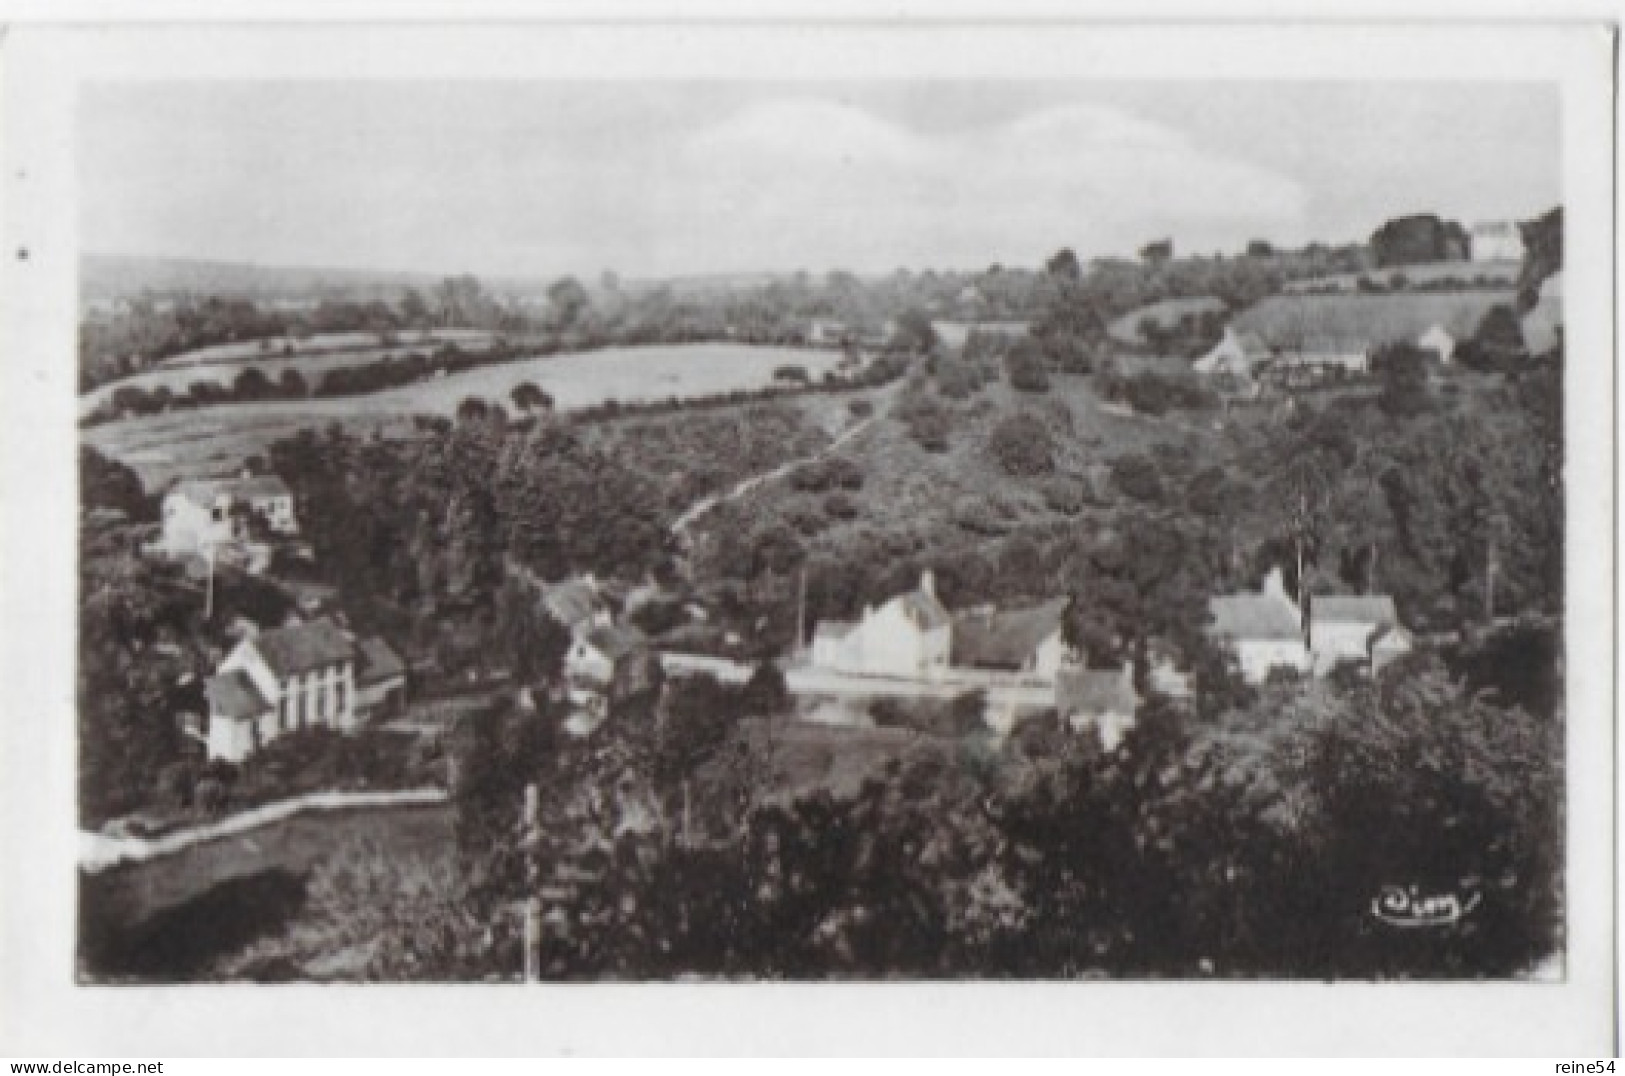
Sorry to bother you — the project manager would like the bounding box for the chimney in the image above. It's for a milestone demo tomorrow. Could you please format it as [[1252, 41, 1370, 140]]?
[[920, 569, 936, 599]]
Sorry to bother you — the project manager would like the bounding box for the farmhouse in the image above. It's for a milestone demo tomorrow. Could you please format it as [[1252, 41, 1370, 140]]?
[[1469, 221, 1526, 263], [809, 570, 953, 679], [950, 598, 1074, 679], [155, 472, 298, 559], [1307, 595, 1412, 676], [1208, 567, 1411, 683], [203, 618, 405, 763], [1208, 568, 1312, 684], [1261, 336, 1372, 387]]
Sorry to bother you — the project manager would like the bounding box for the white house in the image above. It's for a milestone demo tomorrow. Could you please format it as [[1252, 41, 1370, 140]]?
[[949, 597, 1074, 682], [203, 619, 403, 763], [1469, 221, 1526, 263], [1207, 568, 1312, 684], [157, 472, 298, 558], [809, 570, 953, 678], [1417, 324, 1456, 364], [1307, 595, 1412, 676], [1208, 568, 1411, 684]]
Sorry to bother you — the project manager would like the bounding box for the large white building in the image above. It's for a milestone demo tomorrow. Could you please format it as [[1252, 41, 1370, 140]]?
[[1468, 221, 1526, 263], [203, 619, 404, 762], [811, 570, 953, 679]]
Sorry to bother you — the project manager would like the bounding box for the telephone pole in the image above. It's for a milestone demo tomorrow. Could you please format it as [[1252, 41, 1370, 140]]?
[[521, 782, 542, 983]]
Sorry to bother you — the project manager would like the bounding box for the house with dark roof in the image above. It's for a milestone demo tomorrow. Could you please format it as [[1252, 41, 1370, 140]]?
[[808, 570, 952, 678], [1056, 663, 1139, 749], [204, 618, 406, 762], [566, 624, 660, 718], [950, 598, 1073, 679]]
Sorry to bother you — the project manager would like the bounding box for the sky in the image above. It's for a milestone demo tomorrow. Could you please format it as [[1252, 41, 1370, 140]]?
[[79, 81, 1561, 281]]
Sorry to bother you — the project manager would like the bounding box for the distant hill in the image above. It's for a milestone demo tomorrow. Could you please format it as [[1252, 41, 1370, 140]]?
[[80, 254, 457, 307], [80, 253, 804, 310]]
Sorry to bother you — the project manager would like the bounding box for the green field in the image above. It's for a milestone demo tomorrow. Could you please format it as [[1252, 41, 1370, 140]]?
[[81, 330, 502, 418], [1233, 290, 1515, 346], [155, 329, 496, 369], [84, 342, 850, 490]]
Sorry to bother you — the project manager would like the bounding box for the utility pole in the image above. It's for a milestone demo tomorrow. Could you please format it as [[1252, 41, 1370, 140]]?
[[521, 782, 542, 983], [204, 545, 215, 621], [796, 565, 808, 657]]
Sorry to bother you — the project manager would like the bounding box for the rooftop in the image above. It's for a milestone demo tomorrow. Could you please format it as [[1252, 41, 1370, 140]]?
[[205, 670, 268, 721], [583, 624, 649, 663], [951, 598, 1069, 670], [890, 581, 951, 632], [1056, 666, 1139, 717], [251, 618, 356, 678], [170, 473, 291, 509], [1208, 593, 1303, 642], [355, 636, 407, 687], [1309, 594, 1399, 627], [541, 577, 603, 629]]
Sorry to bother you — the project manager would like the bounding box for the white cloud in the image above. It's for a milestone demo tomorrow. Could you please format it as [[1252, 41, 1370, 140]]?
[[639, 97, 1310, 273]]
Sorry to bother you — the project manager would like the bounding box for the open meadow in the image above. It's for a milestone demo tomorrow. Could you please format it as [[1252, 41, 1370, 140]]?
[[83, 342, 850, 490], [155, 328, 497, 368], [79, 330, 502, 418]]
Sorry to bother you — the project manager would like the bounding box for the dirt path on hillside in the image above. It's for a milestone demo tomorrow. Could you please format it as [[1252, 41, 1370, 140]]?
[[670, 408, 883, 542]]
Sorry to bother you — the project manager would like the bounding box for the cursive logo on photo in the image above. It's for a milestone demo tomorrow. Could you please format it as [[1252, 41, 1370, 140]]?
[[1370, 884, 1481, 928]]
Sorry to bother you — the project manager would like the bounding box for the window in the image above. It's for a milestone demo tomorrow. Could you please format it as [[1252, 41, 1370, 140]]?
[[335, 680, 347, 717]]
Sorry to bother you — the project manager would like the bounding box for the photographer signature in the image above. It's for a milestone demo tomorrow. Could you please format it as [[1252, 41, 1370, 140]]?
[[1370, 885, 1481, 928]]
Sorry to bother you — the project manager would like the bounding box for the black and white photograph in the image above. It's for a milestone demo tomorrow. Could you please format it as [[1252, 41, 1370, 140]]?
[[0, 15, 1615, 1058]]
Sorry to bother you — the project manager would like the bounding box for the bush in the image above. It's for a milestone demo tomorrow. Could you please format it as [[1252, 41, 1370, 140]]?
[[936, 361, 983, 400], [824, 456, 864, 490], [1110, 453, 1164, 503], [989, 416, 1055, 477], [1004, 344, 1051, 393], [823, 492, 860, 520], [1041, 475, 1087, 515]]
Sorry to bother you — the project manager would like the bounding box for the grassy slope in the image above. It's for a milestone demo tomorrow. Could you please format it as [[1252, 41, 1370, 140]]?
[[707, 371, 1213, 563]]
